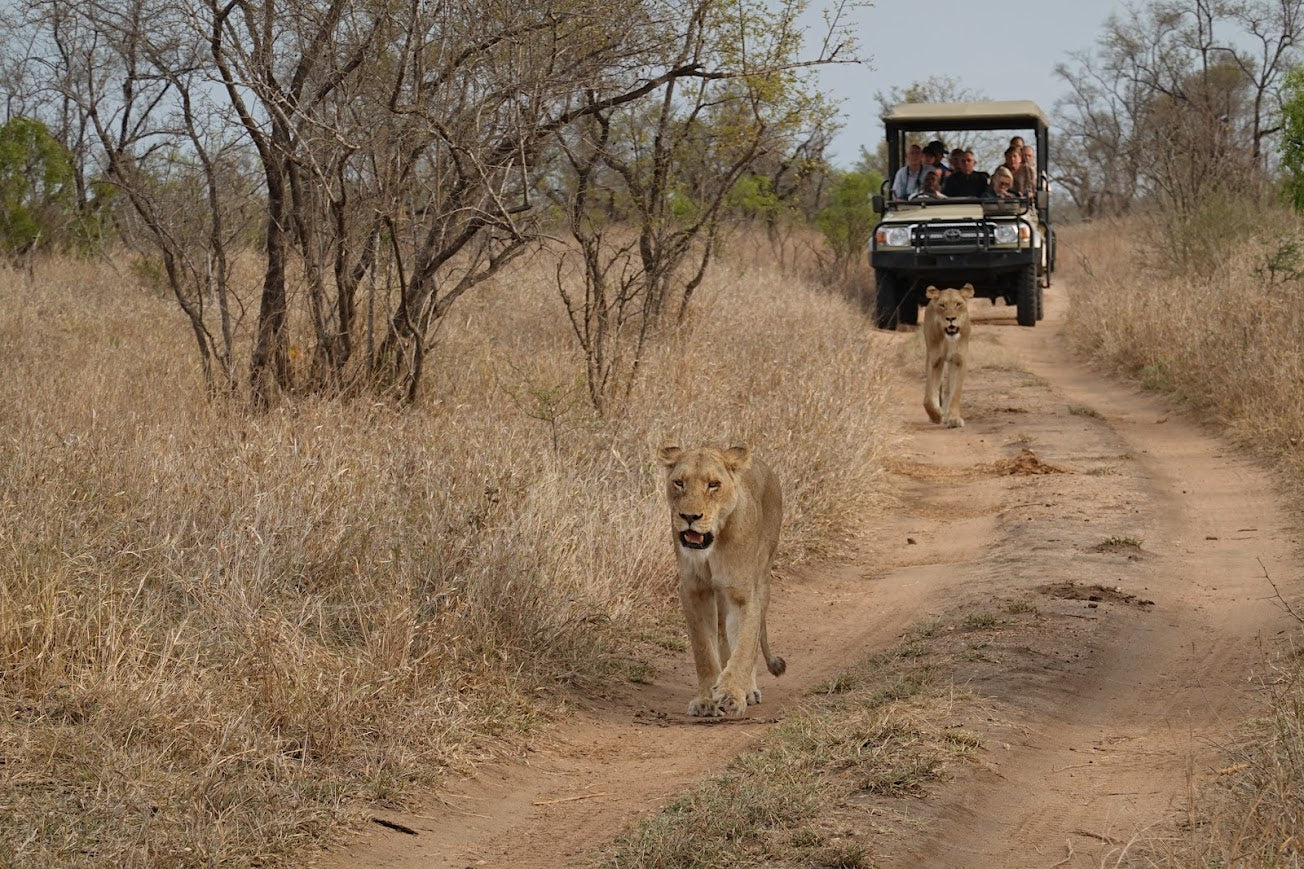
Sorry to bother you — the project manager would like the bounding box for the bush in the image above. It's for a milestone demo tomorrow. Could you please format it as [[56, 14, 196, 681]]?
[[815, 169, 882, 280], [0, 117, 77, 254]]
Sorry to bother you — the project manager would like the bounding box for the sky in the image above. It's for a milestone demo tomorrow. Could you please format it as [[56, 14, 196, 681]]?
[[812, 0, 1124, 168]]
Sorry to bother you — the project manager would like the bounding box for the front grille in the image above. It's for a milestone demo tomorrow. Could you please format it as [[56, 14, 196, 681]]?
[[913, 222, 994, 252]]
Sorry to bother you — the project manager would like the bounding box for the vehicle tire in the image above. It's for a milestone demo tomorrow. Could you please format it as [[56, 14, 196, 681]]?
[[1040, 228, 1055, 288], [874, 270, 901, 330], [899, 286, 920, 325], [1016, 264, 1037, 327], [1036, 282, 1045, 321]]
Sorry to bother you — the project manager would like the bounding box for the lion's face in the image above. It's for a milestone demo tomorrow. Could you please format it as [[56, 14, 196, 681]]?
[[657, 445, 751, 551], [925, 284, 974, 336]]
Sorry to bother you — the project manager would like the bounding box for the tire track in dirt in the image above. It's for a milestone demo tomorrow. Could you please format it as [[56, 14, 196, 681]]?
[[317, 285, 1301, 868]]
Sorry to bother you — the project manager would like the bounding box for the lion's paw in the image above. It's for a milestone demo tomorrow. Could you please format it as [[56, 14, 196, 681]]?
[[944, 417, 964, 429], [746, 687, 762, 706], [688, 696, 723, 717], [711, 684, 747, 717], [925, 405, 942, 424]]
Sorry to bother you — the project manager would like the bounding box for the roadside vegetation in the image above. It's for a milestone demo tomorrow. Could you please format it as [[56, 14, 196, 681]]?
[[1062, 218, 1304, 864], [1063, 218, 1304, 475]]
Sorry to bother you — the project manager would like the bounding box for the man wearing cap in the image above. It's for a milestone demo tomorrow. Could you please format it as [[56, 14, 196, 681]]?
[[923, 141, 951, 182]]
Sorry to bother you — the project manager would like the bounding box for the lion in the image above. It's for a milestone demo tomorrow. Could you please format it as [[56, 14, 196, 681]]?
[[657, 445, 786, 717], [923, 283, 974, 428]]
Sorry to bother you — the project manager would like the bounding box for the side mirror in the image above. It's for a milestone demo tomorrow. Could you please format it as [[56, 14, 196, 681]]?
[[871, 194, 885, 215], [1036, 189, 1048, 210]]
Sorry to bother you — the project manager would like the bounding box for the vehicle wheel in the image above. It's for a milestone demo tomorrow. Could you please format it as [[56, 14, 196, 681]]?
[[899, 287, 920, 325], [1040, 229, 1055, 288], [874, 270, 901, 330], [1016, 264, 1037, 327], [1036, 282, 1045, 321]]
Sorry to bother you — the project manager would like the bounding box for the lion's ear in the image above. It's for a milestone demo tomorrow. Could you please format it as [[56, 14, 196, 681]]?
[[961, 283, 975, 298], [925, 286, 940, 299], [657, 445, 683, 467], [721, 445, 751, 472]]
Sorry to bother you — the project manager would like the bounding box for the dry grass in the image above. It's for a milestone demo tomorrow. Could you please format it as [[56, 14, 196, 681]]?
[[1062, 216, 1304, 865], [1061, 218, 1304, 471], [1158, 652, 1304, 866], [0, 238, 894, 866]]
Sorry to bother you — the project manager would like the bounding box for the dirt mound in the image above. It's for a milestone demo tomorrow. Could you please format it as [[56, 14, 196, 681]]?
[[990, 447, 1068, 475]]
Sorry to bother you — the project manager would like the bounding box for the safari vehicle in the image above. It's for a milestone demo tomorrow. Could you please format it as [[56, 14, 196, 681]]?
[[869, 100, 1055, 329]]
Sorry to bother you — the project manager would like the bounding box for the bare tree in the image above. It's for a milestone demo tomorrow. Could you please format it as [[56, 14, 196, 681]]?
[[201, 0, 390, 404], [11, 0, 255, 393], [1222, 0, 1304, 164], [1053, 46, 1149, 217], [547, 0, 856, 415], [1054, 0, 1301, 217], [552, 113, 652, 417]]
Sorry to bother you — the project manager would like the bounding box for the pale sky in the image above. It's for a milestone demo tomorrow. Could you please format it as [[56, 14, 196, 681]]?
[[814, 1, 1123, 168]]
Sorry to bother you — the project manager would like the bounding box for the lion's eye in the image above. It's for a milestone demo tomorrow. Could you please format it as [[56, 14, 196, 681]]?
[[672, 479, 685, 490], [707, 480, 721, 491]]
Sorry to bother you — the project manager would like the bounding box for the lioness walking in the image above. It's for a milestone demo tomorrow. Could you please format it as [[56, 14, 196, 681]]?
[[923, 283, 974, 428], [657, 445, 786, 717]]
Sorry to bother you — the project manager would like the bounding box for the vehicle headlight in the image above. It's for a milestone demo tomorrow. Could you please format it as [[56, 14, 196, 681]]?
[[993, 224, 1020, 245], [875, 225, 912, 247]]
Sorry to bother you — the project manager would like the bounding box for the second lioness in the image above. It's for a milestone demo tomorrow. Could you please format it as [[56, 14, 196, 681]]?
[[923, 283, 974, 428], [658, 445, 786, 717]]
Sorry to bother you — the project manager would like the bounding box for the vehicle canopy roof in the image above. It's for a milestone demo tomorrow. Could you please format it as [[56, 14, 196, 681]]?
[[882, 100, 1049, 132]]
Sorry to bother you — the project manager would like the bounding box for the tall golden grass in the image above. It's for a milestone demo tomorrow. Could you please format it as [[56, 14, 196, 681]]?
[[1062, 216, 1304, 863], [1061, 218, 1304, 475], [0, 232, 893, 866]]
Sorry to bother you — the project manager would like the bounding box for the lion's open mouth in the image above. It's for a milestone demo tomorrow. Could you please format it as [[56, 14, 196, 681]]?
[[944, 324, 960, 336], [679, 530, 714, 550]]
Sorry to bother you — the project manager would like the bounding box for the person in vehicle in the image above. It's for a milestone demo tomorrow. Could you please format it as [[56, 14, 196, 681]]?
[[982, 166, 1017, 199], [911, 168, 947, 199], [922, 142, 950, 181], [1021, 144, 1037, 190], [997, 145, 1034, 197], [949, 147, 966, 177], [994, 144, 1015, 172], [942, 149, 989, 197], [891, 143, 930, 199]]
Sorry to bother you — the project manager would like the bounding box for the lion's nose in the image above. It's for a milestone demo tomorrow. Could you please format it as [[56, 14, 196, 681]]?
[[680, 513, 702, 525]]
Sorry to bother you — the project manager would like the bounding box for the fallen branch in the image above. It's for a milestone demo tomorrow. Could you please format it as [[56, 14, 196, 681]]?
[[370, 816, 419, 836], [1260, 557, 1303, 624], [1071, 828, 1121, 844]]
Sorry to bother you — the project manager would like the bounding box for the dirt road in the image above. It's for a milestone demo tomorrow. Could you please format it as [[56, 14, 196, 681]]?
[[320, 285, 1301, 868]]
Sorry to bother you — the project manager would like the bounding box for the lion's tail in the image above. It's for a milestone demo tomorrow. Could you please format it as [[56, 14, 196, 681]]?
[[761, 621, 786, 677]]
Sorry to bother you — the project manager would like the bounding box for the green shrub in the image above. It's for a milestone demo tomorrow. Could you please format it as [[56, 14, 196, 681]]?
[[0, 117, 77, 254]]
